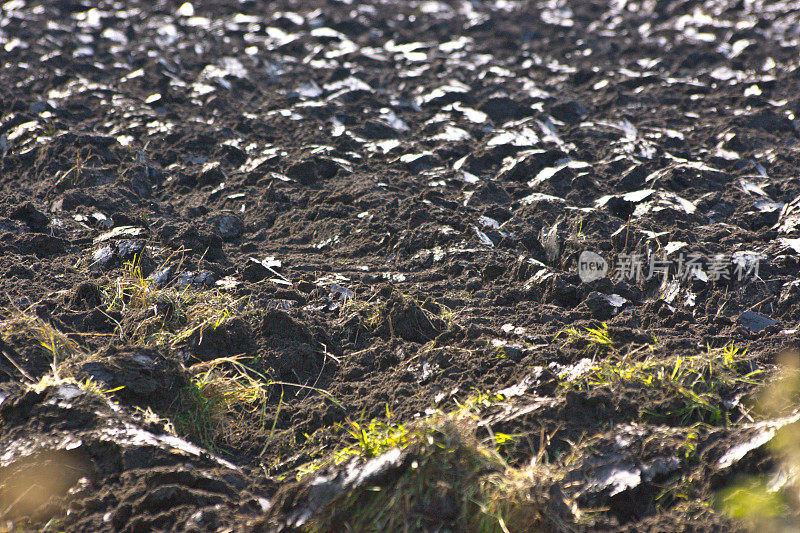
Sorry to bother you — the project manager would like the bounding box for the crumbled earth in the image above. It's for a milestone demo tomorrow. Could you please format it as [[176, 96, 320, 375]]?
[[3, 0, 800, 530]]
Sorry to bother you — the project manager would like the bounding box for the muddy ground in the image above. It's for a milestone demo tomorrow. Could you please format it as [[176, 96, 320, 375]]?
[[3, 0, 800, 530]]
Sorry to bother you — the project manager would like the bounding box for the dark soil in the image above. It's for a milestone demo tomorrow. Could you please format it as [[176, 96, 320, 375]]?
[[3, 0, 800, 530]]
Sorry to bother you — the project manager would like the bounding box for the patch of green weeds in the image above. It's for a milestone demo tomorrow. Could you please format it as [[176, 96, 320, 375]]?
[[292, 390, 569, 532], [294, 391, 506, 481], [456, 391, 506, 412], [302, 414, 560, 533], [556, 322, 615, 355], [347, 407, 410, 458], [567, 342, 762, 425]]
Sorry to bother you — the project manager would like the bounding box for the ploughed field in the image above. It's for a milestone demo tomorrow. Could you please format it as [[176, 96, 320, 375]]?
[[3, 0, 800, 530]]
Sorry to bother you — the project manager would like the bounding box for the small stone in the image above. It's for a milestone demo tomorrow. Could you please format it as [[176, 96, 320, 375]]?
[[242, 260, 269, 283], [464, 181, 512, 206], [51, 190, 94, 212], [286, 160, 318, 185], [176, 270, 216, 288], [550, 100, 587, 125], [738, 310, 778, 334], [79, 362, 114, 384], [116, 239, 145, 260], [177, 2, 194, 16], [199, 161, 225, 186], [286, 158, 339, 185], [502, 344, 524, 361], [148, 266, 174, 288], [90, 245, 116, 271], [478, 96, 533, 123], [354, 119, 399, 139], [618, 165, 648, 191], [584, 292, 611, 313], [211, 213, 244, 241], [497, 149, 566, 181], [466, 277, 483, 292]]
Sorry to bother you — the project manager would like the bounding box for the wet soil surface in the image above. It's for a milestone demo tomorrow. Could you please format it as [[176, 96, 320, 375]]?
[[3, 0, 800, 530]]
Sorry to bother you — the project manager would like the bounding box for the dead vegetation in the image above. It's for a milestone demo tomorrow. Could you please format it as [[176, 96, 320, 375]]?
[[100, 255, 248, 349], [339, 290, 450, 344], [0, 310, 84, 382]]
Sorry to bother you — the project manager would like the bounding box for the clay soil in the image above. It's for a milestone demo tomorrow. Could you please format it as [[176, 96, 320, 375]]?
[[3, 0, 800, 531]]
